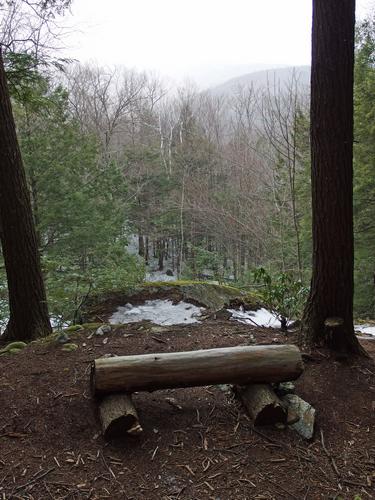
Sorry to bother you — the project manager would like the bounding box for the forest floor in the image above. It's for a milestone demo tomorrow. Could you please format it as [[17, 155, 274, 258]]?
[[0, 294, 374, 499]]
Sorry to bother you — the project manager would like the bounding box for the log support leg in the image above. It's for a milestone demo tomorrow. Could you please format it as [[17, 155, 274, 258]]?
[[99, 393, 142, 439], [237, 384, 287, 426]]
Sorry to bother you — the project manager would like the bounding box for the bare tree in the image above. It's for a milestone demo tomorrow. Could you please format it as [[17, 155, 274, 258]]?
[[65, 63, 147, 155], [258, 71, 309, 279], [1, 0, 71, 62]]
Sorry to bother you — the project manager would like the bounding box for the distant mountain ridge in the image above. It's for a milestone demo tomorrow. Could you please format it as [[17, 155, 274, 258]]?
[[209, 65, 311, 96]]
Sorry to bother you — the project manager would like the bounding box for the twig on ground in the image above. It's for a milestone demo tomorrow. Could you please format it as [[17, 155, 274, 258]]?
[[151, 336, 168, 344], [14, 467, 55, 493], [320, 430, 340, 477], [250, 426, 284, 448], [265, 474, 300, 500], [151, 446, 159, 461]]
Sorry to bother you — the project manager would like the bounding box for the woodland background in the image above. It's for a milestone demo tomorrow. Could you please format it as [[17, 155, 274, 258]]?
[[0, 13, 374, 328]]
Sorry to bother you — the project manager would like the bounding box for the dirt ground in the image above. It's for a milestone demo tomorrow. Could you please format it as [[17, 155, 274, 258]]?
[[0, 308, 374, 499]]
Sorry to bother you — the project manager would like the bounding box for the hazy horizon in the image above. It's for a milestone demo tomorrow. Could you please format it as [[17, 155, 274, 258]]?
[[60, 0, 374, 87]]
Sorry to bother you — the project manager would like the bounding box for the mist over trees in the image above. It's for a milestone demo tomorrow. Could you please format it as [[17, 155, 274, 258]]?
[[60, 64, 311, 284]]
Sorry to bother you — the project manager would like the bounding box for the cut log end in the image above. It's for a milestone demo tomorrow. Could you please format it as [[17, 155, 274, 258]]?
[[324, 317, 344, 328], [237, 384, 287, 426], [99, 393, 142, 439]]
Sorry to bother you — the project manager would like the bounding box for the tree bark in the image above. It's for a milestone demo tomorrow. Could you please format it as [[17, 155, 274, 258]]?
[[0, 50, 51, 341], [91, 345, 304, 395], [138, 234, 145, 257], [302, 0, 363, 354], [237, 384, 287, 426], [157, 239, 164, 271], [99, 393, 142, 439], [145, 236, 149, 265]]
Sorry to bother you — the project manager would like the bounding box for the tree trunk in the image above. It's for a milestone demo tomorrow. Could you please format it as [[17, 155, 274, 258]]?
[[179, 174, 185, 278], [25, 112, 41, 249], [171, 239, 175, 271], [138, 234, 145, 257], [91, 345, 304, 395], [145, 236, 149, 265], [157, 239, 164, 271], [302, 0, 363, 354], [0, 50, 51, 341]]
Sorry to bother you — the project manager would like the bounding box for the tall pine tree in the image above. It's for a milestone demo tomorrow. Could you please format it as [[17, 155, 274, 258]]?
[[0, 50, 51, 341], [302, 0, 363, 354]]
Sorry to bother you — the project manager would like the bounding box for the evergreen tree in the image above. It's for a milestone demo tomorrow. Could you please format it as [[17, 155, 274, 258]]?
[[0, 50, 51, 340], [353, 15, 375, 316], [3, 57, 144, 325]]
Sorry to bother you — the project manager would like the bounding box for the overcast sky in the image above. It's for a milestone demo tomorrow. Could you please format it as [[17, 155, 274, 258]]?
[[63, 0, 374, 87]]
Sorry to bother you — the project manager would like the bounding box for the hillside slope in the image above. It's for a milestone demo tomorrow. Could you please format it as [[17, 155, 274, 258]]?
[[209, 65, 310, 97]]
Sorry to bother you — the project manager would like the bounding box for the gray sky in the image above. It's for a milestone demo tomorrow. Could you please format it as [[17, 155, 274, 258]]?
[[63, 0, 374, 87]]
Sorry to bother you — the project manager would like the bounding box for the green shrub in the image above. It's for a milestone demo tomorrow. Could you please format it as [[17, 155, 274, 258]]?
[[252, 267, 308, 322]]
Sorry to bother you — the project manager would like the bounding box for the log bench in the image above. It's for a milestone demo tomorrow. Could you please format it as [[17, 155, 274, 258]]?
[[91, 345, 304, 438]]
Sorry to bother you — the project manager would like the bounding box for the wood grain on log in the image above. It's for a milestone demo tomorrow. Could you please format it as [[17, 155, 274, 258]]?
[[99, 393, 142, 439], [237, 384, 287, 425], [91, 345, 303, 395]]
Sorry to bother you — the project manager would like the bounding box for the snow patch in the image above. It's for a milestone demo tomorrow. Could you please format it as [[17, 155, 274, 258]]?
[[228, 307, 282, 328], [145, 270, 176, 282], [109, 299, 205, 326], [354, 324, 375, 337]]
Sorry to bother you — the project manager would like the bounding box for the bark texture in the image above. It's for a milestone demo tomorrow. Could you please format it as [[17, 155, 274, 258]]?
[[0, 51, 51, 341], [91, 345, 304, 395], [237, 384, 286, 426], [99, 393, 142, 439], [302, 0, 363, 354]]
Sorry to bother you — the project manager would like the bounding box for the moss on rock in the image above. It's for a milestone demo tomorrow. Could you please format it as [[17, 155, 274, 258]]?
[[80, 322, 104, 330], [64, 324, 84, 333], [140, 281, 261, 311], [0, 341, 27, 356], [62, 343, 79, 352], [82, 280, 263, 323], [7, 348, 23, 355]]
